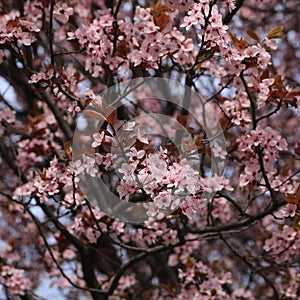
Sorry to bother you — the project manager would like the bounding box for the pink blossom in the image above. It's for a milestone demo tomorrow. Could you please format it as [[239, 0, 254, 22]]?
[[14, 28, 36, 45], [223, 0, 236, 12], [91, 131, 105, 148], [53, 1, 74, 24], [129, 147, 145, 162], [212, 144, 227, 159], [1, 266, 32, 296], [279, 203, 297, 218], [122, 121, 135, 131]]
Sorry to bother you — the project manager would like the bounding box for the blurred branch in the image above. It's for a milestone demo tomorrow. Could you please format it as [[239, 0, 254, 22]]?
[[40, 90, 73, 140], [220, 234, 279, 300], [189, 198, 285, 235], [49, 0, 55, 66], [240, 71, 257, 129]]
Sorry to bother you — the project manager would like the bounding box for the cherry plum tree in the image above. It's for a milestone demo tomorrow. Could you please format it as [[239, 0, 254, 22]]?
[[0, 0, 300, 299]]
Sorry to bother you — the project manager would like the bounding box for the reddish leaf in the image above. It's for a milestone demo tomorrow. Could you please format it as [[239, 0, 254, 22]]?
[[286, 91, 300, 98], [229, 32, 248, 49], [106, 109, 117, 126], [84, 109, 106, 121], [176, 115, 188, 127], [154, 13, 169, 31], [247, 29, 260, 41], [285, 194, 300, 206], [267, 26, 285, 39], [285, 184, 300, 206], [295, 142, 300, 156], [219, 117, 230, 130]]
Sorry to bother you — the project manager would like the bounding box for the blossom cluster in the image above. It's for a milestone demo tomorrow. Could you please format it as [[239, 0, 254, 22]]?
[[176, 259, 235, 300], [237, 126, 288, 187], [0, 0, 300, 299], [0, 265, 32, 296]]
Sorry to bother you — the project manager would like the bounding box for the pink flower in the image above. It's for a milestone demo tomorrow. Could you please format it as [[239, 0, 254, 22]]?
[[86, 227, 101, 244], [162, 229, 178, 245], [117, 179, 137, 200], [209, 5, 223, 29], [135, 7, 151, 22], [180, 196, 196, 219], [223, 0, 236, 13], [122, 121, 135, 131], [91, 131, 105, 148], [154, 190, 173, 209], [257, 78, 275, 108], [63, 249, 76, 260], [29, 69, 54, 84], [180, 3, 206, 30], [53, 1, 74, 24], [14, 28, 36, 46], [212, 144, 227, 159], [129, 147, 145, 162], [19, 20, 40, 32], [280, 203, 297, 218], [1, 266, 32, 296], [112, 220, 125, 235], [199, 175, 233, 193]]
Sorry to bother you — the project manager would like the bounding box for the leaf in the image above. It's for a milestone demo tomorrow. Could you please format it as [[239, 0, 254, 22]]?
[[296, 184, 300, 198], [242, 56, 258, 68], [182, 133, 205, 152], [228, 141, 239, 153], [247, 29, 260, 41], [219, 117, 230, 130], [116, 39, 128, 59], [267, 26, 285, 39], [106, 109, 117, 126], [212, 259, 220, 270], [285, 194, 300, 206], [224, 131, 235, 140], [176, 115, 188, 127], [286, 91, 300, 99], [216, 96, 229, 103], [84, 98, 93, 107], [64, 140, 73, 158], [112, 292, 129, 299], [260, 69, 270, 81], [295, 142, 300, 156], [285, 184, 300, 206], [83, 109, 106, 122], [154, 13, 169, 31], [229, 32, 248, 49], [38, 168, 47, 180], [150, 1, 171, 17]]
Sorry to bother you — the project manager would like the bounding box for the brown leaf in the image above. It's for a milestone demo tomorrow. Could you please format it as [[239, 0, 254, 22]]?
[[176, 115, 188, 127], [116, 39, 128, 59], [219, 117, 230, 130], [295, 142, 300, 156], [64, 140, 73, 158], [106, 109, 117, 126], [285, 184, 300, 206], [267, 26, 285, 39], [154, 13, 169, 31], [247, 29, 260, 41], [285, 194, 300, 206], [229, 32, 248, 49], [83, 109, 106, 122], [286, 91, 300, 99], [150, 1, 171, 17], [38, 168, 47, 180], [224, 131, 235, 140]]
